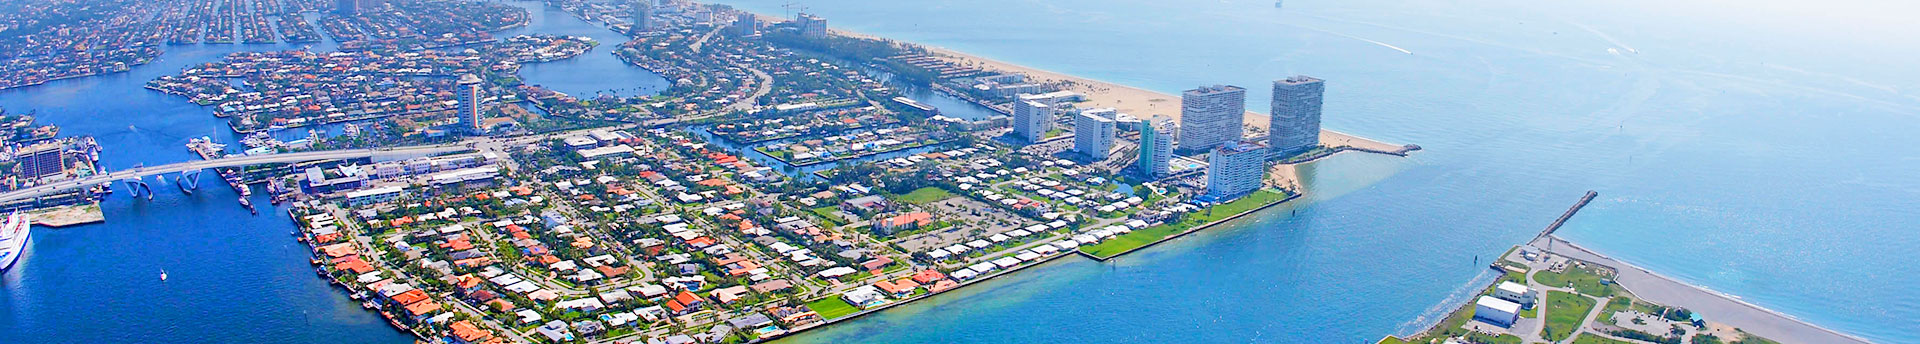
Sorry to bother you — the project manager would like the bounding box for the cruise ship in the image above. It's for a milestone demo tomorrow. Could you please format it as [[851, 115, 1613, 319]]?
[[0, 212, 30, 273]]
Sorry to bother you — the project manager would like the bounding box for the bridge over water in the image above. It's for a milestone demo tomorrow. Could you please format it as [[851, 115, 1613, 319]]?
[[0, 144, 469, 205]]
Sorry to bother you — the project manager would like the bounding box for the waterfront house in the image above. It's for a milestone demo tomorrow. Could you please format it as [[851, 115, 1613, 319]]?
[[769, 306, 822, 326], [726, 313, 776, 330], [446, 320, 495, 343], [928, 279, 961, 293], [910, 269, 947, 284], [842, 286, 887, 308], [874, 279, 920, 298]]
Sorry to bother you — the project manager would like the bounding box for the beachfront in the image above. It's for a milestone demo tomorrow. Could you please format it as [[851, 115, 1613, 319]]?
[[1384, 192, 1871, 344]]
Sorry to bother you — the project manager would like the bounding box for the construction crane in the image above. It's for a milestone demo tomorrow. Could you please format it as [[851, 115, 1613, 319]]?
[[781, 2, 807, 19]]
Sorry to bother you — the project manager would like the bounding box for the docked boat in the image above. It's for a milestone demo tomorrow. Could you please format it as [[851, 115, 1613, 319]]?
[[0, 212, 33, 273]]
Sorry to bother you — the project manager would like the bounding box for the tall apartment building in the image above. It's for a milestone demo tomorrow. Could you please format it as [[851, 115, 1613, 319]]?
[[631, 0, 654, 33], [1012, 99, 1052, 142], [729, 11, 757, 36], [1074, 108, 1117, 161], [1270, 76, 1324, 158], [334, 0, 359, 15], [1205, 140, 1269, 201], [1137, 115, 1177, 179], [456, 74, 484, 133], [1179, 85, 1246, 152], [1011, 92, 1076, 143], [796, 13, 828, 38]]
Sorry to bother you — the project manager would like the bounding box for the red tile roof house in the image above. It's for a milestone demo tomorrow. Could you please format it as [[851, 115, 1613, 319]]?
[[403, 300, 441, 321], [664, 290, 705, 315], [873, 279, 921, 298], [860, 256, 894, 274], [928, 279, 961, 293], [909, 269, 947, 285], [873, 212, 934, 232]]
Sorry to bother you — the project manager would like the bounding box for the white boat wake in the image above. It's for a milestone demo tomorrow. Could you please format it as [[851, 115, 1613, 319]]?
[[1285, 23, 1413, 55]]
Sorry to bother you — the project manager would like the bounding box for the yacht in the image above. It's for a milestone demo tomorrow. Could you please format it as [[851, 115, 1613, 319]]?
[[0, 212, 33, 273]]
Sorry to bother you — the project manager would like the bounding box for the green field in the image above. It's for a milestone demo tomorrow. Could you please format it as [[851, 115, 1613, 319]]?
[[1079, 189, 1288, 257], [1534, 264, 1619, 298], [1543, 290, 1598, 342], [895, 187, 955, 204], [804, 297, 860, 320], [1597, 296, 1631, 324], [1376, 336, 1409, 344], [1572, 333, 1636, 344], [810, 206, 847, 226]]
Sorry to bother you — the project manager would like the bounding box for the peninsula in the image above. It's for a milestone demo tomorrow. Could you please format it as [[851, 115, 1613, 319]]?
[[1, 0, 1420, 343], [1382, 192, 1872, 344]]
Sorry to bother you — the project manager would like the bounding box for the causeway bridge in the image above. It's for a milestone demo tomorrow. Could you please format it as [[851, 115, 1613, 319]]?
[[0, 144, 469, 204]]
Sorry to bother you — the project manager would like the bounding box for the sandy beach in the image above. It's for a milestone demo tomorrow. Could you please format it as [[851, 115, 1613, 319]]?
[[1532, 235, 1874, 344], [820, 26, 1407, 155]]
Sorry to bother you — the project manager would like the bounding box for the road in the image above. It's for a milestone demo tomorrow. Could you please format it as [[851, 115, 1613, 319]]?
[[0, 144, 469, 203], [1529, 235, 1872, 344]]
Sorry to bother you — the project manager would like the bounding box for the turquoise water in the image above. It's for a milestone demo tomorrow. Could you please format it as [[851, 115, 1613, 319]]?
[[3, 0, 1918, 342], [0, 2, 662, 343], [693, 0, 1919, 342]]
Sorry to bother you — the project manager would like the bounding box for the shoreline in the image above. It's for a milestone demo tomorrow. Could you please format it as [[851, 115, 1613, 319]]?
[[1535, 235, 1874, 344], [1078, 191, 1302, 261], [27, 203, 106, 227], [817, 27, 1409, 153], [765, 251, 1078, 342]]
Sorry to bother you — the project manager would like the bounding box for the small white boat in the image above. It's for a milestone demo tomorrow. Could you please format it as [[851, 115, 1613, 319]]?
[[160, 269, 168, 281]]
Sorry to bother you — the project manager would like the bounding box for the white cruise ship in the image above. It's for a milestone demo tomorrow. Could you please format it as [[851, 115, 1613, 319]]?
[[0, 212, 30, 273]]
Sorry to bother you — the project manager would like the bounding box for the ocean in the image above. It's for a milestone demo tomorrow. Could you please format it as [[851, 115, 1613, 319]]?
[[3, 0, 1917, 342], [695, 0, 1920, 342]]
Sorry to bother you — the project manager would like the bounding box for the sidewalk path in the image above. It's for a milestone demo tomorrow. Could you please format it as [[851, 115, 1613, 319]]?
[[1531, 236, 1871, 344]]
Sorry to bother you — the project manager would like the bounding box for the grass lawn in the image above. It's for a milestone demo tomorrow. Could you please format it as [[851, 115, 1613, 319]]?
[[1534, 264, 1619, 298], [1079, 189, 1288, 257], [809, 206, 847, 226], [1597, 296, 1632, 324], [1376, 336, 1409, 344], [804, 297, 860, 320], [1543, 291, 1598, 342], [895, 187, 954, 204], [1571, 334, 1636, 344]]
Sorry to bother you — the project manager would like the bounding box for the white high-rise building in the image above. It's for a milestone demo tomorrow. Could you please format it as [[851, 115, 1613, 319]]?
[[1270, 76, 1324, 158], [1013, 99, 1052, 142], [1205, 140, 1268, 201], [1179, 85, 1246, 152], [797, 13, 828, 38], [1074, 108, 1117, 161]]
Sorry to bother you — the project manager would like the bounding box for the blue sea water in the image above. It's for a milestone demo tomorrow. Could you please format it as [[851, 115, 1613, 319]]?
[[691, 0, 1919, 342], [2, 0, 1917, 343], [0, 2, 664, 343]]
